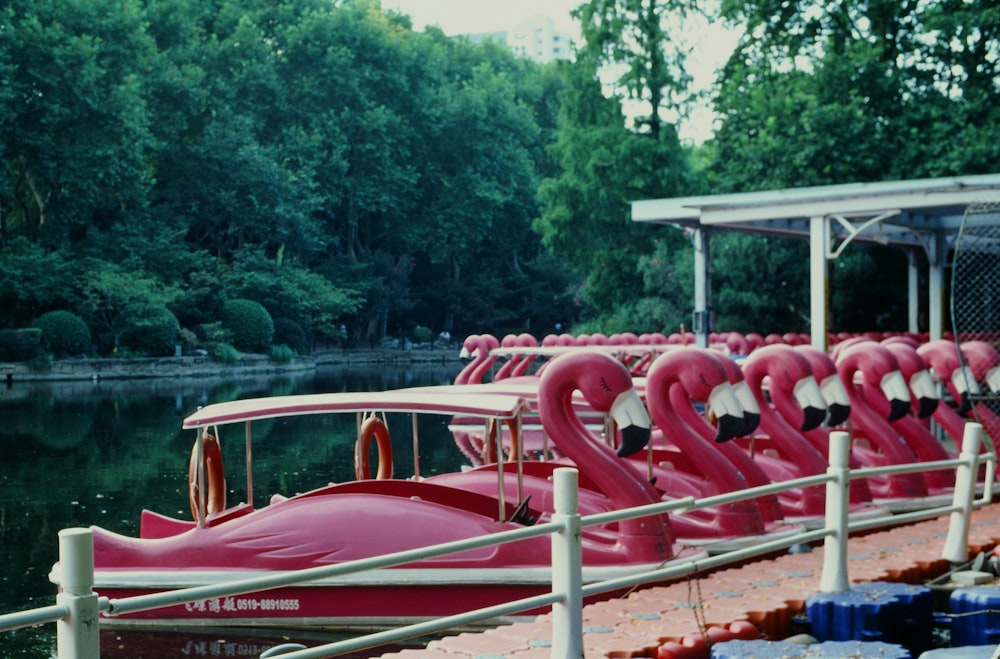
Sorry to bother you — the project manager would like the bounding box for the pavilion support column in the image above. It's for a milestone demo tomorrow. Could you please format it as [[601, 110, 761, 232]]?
[[810, 216, 830, 351], [907, 250, 920, 335], [692, 227, 711, 348], [928, 232, 946, 340]]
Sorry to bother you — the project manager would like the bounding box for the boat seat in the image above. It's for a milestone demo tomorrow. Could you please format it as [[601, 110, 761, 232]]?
[[298, 479, 539, 525], [140, 502, 254, 539]]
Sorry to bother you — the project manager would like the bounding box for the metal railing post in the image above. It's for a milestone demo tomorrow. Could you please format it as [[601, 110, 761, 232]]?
[[942, 422, 984, 563], [56, 528, 100, 659], [820, 430, 851, 593], [550, 467, 583, 658]]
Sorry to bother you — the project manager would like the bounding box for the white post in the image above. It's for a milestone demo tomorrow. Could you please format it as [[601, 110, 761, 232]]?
[[551, 468, 583, 658], [56, 527, 100, 659], [692, 227, 710, 348], [928, 233, 945, 341], [820, 431, 851, 593], [907, 250, 920, 334], [809, 216, 830, 351], [942, 423, 984, 563]]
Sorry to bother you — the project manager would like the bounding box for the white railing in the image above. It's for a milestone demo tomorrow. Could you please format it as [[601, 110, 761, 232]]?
[[0, 424, 992, 659]]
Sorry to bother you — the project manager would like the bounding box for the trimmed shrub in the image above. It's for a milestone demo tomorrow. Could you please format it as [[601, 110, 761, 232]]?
[[221, 299, 274, 353], [210, 342, 240, 364], [0, 328, 42, 361], [118, 304, 181, 357], [412, 325, 433, 344], [32, 310, 91, 358], [273, 317, 308, 354], [269, 344, 295, 364]]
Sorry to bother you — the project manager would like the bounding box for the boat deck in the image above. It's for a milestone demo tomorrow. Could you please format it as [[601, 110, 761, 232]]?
[[376, 503, 1000, 658]]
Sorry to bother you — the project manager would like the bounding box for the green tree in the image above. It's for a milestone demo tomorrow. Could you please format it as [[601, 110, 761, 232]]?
[[1, 0, 156, 247], [535, 58, 694, 325], [573, 0, 697, 138], [712, 0, 1000, 187], [222, 249, 363, 343], [80, 260, 181, 350]]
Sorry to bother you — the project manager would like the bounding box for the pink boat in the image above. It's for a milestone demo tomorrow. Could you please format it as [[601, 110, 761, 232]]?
[[49, 353, 690, 629]]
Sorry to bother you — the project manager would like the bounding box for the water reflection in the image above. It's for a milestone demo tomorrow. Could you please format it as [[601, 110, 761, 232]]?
[[0, 363, 461, 658]]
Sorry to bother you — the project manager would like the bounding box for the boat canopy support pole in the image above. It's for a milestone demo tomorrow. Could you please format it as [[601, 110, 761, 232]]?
[[550, 468, 584, 657], [245, 421, 254, 509], [411, 414, 420, 479]]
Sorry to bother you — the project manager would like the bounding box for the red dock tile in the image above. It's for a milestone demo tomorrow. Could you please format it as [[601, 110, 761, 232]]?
[[373, 503, 1000, 659]]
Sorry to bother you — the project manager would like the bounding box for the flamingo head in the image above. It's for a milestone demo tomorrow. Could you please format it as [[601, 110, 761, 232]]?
[[796, 346, 851, 427], [919, 340, 977, 414], [539, 351, 651, 457], [837, 342, 911, 422], [882, 340, 939, 419], [711, 352, 760, 436], [962, 340, 1000, 392], [647, 348, 746, 443], [746, 344, 827, 432]]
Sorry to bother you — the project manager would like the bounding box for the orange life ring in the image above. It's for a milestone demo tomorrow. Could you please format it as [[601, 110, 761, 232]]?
[[481, 417, 522, 463], [355, 416, 393, 480], [189, 432, 226, 522]]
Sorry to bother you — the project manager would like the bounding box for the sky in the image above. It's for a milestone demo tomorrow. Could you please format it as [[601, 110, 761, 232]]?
[[379, 1, 740, 143]]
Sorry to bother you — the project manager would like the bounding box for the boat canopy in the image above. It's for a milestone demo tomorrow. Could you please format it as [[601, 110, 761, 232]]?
[[182, 390, 530, 429]]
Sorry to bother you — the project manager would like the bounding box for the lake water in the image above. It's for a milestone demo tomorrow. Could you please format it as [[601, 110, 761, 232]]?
[[0, 363, 463, 658]]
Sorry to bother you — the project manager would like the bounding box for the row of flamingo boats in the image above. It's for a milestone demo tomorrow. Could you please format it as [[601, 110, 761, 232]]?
[[49, 331, 1000, 629]]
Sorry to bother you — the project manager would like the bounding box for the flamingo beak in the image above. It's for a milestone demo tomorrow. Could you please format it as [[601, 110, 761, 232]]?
[[733, 381, 760, 436], [740, 411, 761, 437], [802, 406, 827, 431], [708, 382, 744, 443], [611, 389, 651, 457], [957, 392, 972, 416], [909, 371, 939, 419], [881, 371, 912, 422], [888, 398, 910, 421], [826, 402, 851, 427], [916, 397, 939, 419], [952, 366, 979, 414], [820, 374, 851, 427], [715, 413, 744, 443], [793, 377, 827, 432]]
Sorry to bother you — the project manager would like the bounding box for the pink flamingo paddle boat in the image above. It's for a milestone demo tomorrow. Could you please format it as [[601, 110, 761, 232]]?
[[958, 340, 1000, 452], [736, 344, 832, 521], [877, 340, 956, 490], [834, 341, 945, 510], [633, 348, 805, 550], [51, 354, 686, 630]]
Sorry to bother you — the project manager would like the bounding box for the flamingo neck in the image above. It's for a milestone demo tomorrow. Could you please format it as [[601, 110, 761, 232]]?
[[654, 382, 750, 494], [744, 369, 828, 473], [539, 379, 673, 557]]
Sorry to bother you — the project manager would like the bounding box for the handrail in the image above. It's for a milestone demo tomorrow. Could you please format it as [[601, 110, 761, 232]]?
[[1, 424, 990, 659]]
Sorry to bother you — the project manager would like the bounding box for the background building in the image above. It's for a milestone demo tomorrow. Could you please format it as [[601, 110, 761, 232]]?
[[466, 15, 573, 63]]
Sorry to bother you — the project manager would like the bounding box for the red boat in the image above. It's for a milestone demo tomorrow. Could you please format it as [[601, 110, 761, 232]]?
[[50, 352, 702, 629]]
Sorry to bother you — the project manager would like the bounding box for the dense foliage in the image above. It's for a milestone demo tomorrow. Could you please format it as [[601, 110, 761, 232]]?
[[31, 311, 91, 358], [2, 0, 997, 355]]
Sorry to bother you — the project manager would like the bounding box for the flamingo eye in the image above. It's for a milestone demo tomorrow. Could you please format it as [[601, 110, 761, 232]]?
[[598, 376, 612, 393]]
